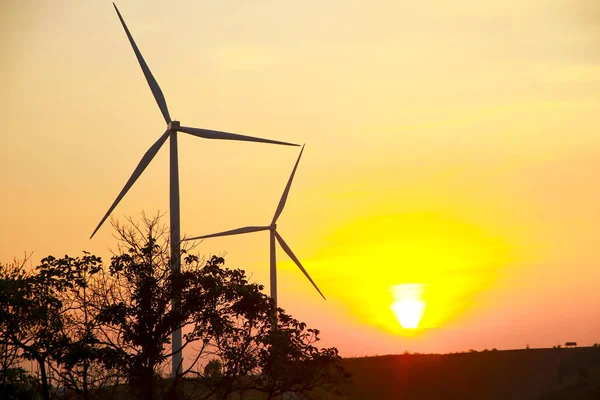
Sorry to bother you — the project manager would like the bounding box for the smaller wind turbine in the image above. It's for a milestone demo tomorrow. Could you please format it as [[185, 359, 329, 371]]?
[[184, 145, 325, 306]]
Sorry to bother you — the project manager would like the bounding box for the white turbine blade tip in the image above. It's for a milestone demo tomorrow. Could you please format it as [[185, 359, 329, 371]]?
[[184, 226, 269, 241], [272, 145, 305, 224], [113, 3, 171, 124], [90, 130, 170, 239], [274, 231, 326, 300], [178, 126, 299, 147]]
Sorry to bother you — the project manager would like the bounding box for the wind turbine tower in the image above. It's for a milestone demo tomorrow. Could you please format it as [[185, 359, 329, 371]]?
[[91, 3, 297, 377]]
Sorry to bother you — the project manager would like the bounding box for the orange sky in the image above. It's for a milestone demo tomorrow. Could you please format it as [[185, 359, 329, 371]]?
[[2, 0, 600, 357]]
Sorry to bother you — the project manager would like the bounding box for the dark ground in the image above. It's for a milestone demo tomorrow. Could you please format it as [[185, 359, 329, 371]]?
[[339, 347, 600, 400]]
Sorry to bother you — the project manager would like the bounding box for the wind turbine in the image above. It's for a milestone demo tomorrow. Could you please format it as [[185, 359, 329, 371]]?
[[184, 145, 325, 310], [91, 3, 298, 377]]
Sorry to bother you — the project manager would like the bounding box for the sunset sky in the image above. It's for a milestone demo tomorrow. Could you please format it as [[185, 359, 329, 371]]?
[[2, 0, 600, 357]]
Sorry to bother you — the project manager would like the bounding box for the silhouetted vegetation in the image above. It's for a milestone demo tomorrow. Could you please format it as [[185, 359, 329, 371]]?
[[0, 215, 346, 399]]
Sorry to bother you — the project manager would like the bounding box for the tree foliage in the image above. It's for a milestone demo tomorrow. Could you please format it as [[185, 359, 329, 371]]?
[[0, 215, 346, 400]]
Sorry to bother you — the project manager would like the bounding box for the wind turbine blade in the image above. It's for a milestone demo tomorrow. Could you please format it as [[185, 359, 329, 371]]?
[[272, 145, 304, 224], [185, 226, 270, 241], [90, 130, 170, 239], [274, 231, 326, 300], [113, 3, 171, 124], [177, 125, 298, 147]]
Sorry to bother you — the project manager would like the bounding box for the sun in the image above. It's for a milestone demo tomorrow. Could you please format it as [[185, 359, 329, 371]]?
[[391, 298, 426, 329], [390, 284, 426, 329]]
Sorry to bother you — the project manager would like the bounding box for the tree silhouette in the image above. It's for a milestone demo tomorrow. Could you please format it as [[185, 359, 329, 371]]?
[[0, 253, 104, 400], [96, 215, 346, 399], [0, 215, 346, 400]]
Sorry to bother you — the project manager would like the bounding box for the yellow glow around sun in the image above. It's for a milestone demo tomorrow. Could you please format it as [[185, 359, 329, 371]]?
[[391, 284, 426, 329], [306, 212, 513, 334]]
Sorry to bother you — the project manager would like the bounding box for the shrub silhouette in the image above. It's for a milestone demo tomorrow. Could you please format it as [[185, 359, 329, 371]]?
[[1, 215, 346, 400]]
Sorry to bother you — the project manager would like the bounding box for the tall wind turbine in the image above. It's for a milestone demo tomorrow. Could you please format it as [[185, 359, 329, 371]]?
[[91, 3, 298, 377], [184, 145, 325, 309]]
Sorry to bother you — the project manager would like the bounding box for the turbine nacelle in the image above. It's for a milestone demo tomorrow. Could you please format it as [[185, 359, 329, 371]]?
[[168, 120, 180, 131]]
